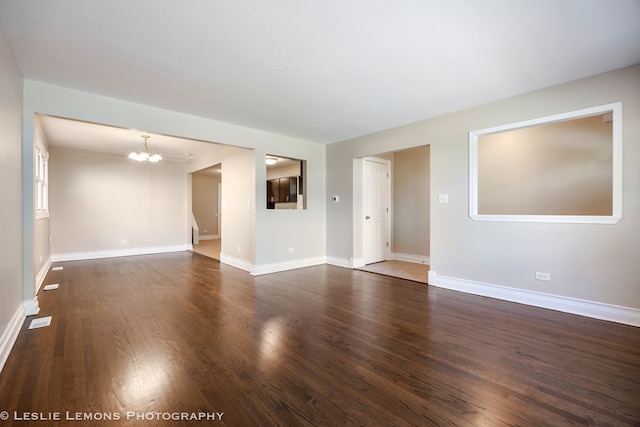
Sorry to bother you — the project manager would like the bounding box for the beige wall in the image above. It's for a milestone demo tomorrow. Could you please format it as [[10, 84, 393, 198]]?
[[0, 20, 23, 347], [34, 217, 50, 280], [327, 65, 640, 309], [192, 173, 220, 237], [392, 146, 430, 257], [49, 147, 188, 255], [478, 114, 613, 215], [220, 149, 255, 263]]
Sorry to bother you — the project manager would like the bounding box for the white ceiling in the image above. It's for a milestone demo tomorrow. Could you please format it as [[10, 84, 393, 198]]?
[[2, 0, 640, 145]]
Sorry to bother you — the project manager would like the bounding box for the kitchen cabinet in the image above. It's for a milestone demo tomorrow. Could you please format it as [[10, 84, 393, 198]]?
[[267, 177, 297, 208]]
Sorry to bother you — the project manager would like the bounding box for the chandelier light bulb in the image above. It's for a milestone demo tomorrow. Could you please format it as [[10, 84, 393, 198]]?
[[128, 135, 161, 163]]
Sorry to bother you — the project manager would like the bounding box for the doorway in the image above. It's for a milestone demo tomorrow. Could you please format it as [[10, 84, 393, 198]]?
[[191, 164, 222, 260], [354, 147, 430, 283]]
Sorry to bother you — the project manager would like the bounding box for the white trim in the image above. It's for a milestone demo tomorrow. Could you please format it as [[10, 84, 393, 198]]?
[[198, 235, 220, 241], [217, 182, 222, 235], [428, 270, 437, 285], [34, 130, 49, 214], [219, 255, 341, 275], [51, 245, 189, 262], [391, 252, 430, 265], [469, 102, 622, 224], [35, 255, 52, 294], [430, 272, 640, 327], [0, 304, 26, 373], [352, 257, 365, 269], [468, 214, 622, 224], [23, 297, 40, 316], [253, 256, 326, 276], [219, 253, 253, 273], [36, 211, 49, 220], [191, 211, 199, 245], [326, 256, 352, 269]]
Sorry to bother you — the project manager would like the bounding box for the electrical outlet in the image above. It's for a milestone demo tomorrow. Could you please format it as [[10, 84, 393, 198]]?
[[288, 248, 295, 253], [535, 272, 551, 281], [438, 194, 449, 204], [120, 239, 128, 244]]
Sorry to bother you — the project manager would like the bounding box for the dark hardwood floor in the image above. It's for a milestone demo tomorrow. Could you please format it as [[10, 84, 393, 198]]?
[[1, 252, 639, 426]]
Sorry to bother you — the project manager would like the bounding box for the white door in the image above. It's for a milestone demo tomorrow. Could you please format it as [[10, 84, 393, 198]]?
[[363, 158, 390, 264]]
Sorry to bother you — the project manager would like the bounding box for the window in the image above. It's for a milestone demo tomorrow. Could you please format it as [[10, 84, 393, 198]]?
[[265, 155, 307, 209], [35, 130, 49, 216], [469, 102, 622, 224]]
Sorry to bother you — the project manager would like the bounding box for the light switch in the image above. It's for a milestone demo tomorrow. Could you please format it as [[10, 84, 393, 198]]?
[[438, 194, 449, 204]]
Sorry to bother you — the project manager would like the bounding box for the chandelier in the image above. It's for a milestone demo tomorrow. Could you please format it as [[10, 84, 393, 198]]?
[[128, 135, 162, 162]]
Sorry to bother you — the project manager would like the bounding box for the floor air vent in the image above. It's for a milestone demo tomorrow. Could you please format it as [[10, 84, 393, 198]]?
[[29, 316, 52, 329]]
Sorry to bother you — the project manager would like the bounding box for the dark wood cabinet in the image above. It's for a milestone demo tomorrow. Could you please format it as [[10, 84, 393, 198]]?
[[267, 177, 297, 209], [267, 179, 278, 205]]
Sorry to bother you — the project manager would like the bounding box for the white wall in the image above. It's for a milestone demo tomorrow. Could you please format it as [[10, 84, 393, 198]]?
[[20, 80, 326, 278], [49, 147, 188, 258], [187, 145, 255, 267], [254, 144, 326, 271], [0, 21, 24, 369], [327, 65, 640, 315]]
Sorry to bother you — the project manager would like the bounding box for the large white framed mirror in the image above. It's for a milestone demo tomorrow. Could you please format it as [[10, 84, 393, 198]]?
[[469, 102, 622, 224]]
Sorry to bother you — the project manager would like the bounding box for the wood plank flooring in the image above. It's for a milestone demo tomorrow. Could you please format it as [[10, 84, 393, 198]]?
[[1, 252, 639, 426]]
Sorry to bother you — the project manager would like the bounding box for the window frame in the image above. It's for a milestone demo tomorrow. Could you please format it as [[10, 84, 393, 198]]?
[[35, 130, 49, 219]]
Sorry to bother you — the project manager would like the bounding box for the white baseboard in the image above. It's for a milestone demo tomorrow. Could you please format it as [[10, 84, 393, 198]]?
[[0, 304, 25, 373], [35, 256, 52, 294], [198, 235, 220, 241], [352, 257, 365, 269], [219, 253, 253, 273], [326, 256, 352, 269], [51, 245, 190, 262], [335, 254, 429, 269], [23, 297, 40, 316], [391, 252, 430, 265], [430, 271, 640, 327], [252, 256, 327, 276]]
